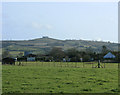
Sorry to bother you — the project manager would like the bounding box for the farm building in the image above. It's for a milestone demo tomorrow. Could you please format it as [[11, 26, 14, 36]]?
[[2, 57, 15, 65], [63, 58, 66, 62], [63, 57, 71, 62], [103, 52, 116, 62], [104, 52, 116, 59], [26, 54, 36, 61]]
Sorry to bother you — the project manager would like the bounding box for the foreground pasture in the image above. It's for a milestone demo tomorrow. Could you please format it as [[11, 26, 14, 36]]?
[[2, 62, 118, 93]]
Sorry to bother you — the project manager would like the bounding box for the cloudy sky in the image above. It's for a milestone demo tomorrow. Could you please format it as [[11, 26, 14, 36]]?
[[2, 2, 118, 42]]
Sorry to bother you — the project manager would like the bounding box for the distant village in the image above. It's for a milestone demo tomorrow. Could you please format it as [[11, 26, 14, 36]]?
[[2, 45, 119, 65]]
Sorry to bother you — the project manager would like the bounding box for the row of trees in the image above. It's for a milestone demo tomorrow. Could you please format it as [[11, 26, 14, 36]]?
[[47, 46, 118, 62]]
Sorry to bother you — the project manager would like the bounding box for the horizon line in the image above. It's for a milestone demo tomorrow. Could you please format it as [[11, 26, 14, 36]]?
[[1, 37, 118, 43]]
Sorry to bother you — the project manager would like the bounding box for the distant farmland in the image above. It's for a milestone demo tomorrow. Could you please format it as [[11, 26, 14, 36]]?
[[2, 62, 118, 93], [1, 37, 118, 57]]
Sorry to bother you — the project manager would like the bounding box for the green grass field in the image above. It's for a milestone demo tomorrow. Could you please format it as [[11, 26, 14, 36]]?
[[2, 62, 118, 94]]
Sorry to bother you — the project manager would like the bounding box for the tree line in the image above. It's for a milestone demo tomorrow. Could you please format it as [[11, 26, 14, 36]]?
[[2, 45, 119, 62]]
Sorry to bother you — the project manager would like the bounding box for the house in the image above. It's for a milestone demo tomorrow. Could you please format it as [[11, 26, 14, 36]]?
[[63, 58, 66, 62], [63, 57, 71, 62], [103, 52, 116, 59], [26, 54, 36, 61], [103, 52, 116, 62]]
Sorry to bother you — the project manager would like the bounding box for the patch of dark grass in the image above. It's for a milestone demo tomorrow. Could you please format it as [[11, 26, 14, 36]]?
[[58, 70, 64, 72], [5, 81, 10, 84], [87, 80, 91, 82], [90, 74, 95, 76], [33, 77, 38, 79], [81, 76, 86, 78], [97, 82, 103, 85], [65, 82, 73, 84], [73, 85, 79, 87], [57, 85, 61, 88], [84, 80, 92, 83], [111, 89, 118, 92], [49, 90, 54, 93], [34, 87, 39, 89], [4, 91, 21, 93], [20, 86, 28, 90], [21, 83, 32, 86], [55, 77, 61, 80], [21, 87, 26, 90], [27, 77, 32, 79], [82, 88, 92, 91], [88, 78, 94, 80], [97, 79, 109, 82], [3, 88, 8, 91], [47, 82, 51, 84], [104, 88, 109, 89], [59, 91, 64, 94]]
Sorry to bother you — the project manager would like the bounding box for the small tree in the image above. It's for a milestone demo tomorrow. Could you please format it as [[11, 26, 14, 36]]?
[[49, 47, 65, 61], [66, 48, 78, 58], [66, 48, 81, 62]]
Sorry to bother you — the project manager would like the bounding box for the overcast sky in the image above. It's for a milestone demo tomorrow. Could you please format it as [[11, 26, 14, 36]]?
[[2, 2, 118, 42]]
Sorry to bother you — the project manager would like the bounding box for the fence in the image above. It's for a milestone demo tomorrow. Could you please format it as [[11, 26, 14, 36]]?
[[14, 61, 118, 68]]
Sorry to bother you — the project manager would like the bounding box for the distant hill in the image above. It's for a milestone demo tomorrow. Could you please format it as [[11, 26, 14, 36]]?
[[1, 37, 118, 57]]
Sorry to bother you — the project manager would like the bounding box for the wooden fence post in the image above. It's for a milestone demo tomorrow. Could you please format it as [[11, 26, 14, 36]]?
[[67, 62, 68, 67], [54, 62, 55, 67], [92, 63, 93, 68], [83, 62, 84, 68], [75, 62, 77, 68], [104, 63, 105, 68], [98, 60, 100, 68]]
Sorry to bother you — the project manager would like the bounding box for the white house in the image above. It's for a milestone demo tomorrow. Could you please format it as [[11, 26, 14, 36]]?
[[63, 58, 66, 62], [26, 54, 36, 61], [27, 57, 35, 61]]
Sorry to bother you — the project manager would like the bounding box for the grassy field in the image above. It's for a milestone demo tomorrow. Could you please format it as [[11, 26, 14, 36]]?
[[2, 62, 118, 94]]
